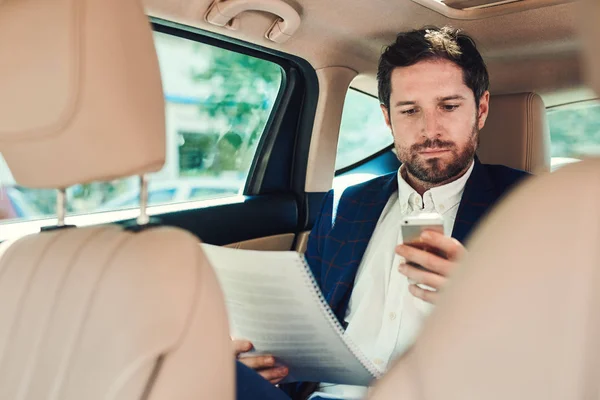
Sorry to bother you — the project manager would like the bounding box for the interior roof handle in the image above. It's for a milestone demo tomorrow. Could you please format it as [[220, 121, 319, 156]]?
[[204, 0, 301, 43]]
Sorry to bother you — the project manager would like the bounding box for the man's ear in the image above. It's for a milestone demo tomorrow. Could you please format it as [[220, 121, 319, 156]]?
[[380, 104, 392, 133], [477, 91, 490, 130]]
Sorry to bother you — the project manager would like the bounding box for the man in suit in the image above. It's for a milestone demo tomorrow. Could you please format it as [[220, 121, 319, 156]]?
[[235, 26, 529, 400]]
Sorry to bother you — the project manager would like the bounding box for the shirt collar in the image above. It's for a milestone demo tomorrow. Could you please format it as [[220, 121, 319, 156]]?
[[397, 160, 475, 215]]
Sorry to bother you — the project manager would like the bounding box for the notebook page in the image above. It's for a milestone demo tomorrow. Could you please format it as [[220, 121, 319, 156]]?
[[202, 244, 381, 386]]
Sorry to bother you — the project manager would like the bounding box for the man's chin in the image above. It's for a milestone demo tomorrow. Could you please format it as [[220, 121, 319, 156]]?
[[408, 161, 459, 184], [418, 172, 453, 184], [417, 157, 449, 172]]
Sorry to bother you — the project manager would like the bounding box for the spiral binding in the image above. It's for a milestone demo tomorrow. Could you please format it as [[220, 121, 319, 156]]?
[[295, 254, 383, 379]]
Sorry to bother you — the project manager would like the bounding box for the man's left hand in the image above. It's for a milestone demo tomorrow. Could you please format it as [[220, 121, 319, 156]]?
[[395, 230, 466, 304]]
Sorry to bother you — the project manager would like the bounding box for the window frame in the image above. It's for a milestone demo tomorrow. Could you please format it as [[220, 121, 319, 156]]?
[[335, 144, 395, 176], [153, 19, 319, 199], [546, 98, 600, 112], [334, 87, 393, 175], [152, 19, 290, 197], [0, 19, 319, 237]]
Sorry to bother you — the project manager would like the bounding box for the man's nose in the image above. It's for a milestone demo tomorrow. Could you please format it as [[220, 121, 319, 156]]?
[[421, 110, 441, 138]]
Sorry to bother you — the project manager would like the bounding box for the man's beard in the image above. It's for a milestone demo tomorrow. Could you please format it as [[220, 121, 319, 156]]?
[[398, 125, 478, 185]]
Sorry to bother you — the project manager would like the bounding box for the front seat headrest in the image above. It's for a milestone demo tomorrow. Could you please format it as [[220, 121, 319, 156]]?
[[0, 1, 235, 399], [369, 159, 600, 400], [477, 92, 550, 174], [0, 0, 165, 189]]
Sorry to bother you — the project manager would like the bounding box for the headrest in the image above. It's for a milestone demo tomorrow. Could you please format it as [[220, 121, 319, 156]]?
[[477, 92, 550, 174], [0, 0, 166, 189], [370, 159, 600, 400]]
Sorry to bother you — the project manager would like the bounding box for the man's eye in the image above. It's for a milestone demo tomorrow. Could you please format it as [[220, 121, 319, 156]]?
[[443, 104, 459, 111], [401, 109, 417, 115]]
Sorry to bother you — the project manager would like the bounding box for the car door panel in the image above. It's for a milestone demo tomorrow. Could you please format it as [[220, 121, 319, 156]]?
[[225, 233, 295, 250]]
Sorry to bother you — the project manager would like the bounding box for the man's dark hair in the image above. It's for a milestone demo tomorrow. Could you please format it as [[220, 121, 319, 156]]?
[[377, 26, 489, 110]]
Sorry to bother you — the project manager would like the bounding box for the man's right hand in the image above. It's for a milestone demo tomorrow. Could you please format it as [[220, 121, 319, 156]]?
[[233, 339, 289, 385]]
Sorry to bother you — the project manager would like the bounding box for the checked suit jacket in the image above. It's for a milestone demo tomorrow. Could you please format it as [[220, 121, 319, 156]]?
[[305, 157, 529, 324], [280, 158, 529, 399]]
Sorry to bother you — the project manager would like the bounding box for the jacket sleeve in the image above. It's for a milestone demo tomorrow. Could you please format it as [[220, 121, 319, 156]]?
[[304, 189, 335, 287]]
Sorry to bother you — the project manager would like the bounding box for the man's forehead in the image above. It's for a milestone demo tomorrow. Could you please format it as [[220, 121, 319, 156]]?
[[389, 59, 472, 102]]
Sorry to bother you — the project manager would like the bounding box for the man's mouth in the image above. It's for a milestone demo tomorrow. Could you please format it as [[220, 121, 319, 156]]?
[[419, 148, 451, 156]]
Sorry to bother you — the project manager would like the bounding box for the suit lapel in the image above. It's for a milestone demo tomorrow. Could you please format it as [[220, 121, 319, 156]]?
[[326, 172, 398, 320], [452, 158, 496, 244], [343, 172, 398, 250]]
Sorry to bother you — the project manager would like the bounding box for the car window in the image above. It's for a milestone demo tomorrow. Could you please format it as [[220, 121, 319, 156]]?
[[548, 100, 600, 171], [335, 89, 393, 170], [0, 30, 283, 224], [102, 187, 179, 209]]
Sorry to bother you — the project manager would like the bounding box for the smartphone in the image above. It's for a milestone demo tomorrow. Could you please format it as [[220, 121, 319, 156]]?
[[400, 213, 445, 273]]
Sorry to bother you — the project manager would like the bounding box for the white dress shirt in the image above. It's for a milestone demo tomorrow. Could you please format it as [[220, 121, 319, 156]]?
[[310, 161, 474, 400]]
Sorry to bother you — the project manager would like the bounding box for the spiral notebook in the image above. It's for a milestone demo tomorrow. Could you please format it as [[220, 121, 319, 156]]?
[[201, 244, 382, 386]]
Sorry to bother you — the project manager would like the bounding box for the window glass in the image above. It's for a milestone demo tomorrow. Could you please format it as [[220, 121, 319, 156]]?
[[0, 30, 283, 224], [335, 89, 393, 170], [548, 101, 600, 171]]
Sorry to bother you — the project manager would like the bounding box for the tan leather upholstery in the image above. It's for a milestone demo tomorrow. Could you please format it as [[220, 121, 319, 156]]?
[[204, 0, 302, 43], [0, 0, 166, 189], [225, 233, 295, 251], [305, 66, 357, 192], [149, 0, 581, 99], [0, 226, 233, 400], [477, 92, 551, 173], [295, 231, 310, 253], [370, 159, 600, 400], [580, 0, 600, 94], [0, 0, 234, 398]]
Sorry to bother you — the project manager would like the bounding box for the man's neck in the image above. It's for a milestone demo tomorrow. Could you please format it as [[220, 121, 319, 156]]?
[[403, 160, 474, 196]]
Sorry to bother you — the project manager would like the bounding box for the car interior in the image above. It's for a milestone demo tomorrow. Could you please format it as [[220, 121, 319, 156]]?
[[0, 0, 597, 397], [371, 3, 600, 394]]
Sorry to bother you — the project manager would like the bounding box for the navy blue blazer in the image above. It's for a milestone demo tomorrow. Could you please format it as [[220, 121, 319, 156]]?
[[280, 159, 528, 399], [305, 158, 529, 324]]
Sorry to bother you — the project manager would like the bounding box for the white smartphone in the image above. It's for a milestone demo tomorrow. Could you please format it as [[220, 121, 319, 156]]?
[[400, 213, 445, 273]]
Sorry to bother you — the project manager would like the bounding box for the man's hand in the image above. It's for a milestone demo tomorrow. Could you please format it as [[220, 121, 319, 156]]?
[[233, 339, 289, 385], [396, 230, 466, 304]]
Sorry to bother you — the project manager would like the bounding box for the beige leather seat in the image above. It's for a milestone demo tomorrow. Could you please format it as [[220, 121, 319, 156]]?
[[369, 1, 600, 398], [370, 159, 600, 400], [0, 0, 233, 399], [478, 92, 551, 174]]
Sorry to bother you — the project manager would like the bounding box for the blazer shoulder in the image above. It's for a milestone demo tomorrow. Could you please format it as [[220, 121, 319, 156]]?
[[327, 172, 396, 224], [337, 171, 396, 200]]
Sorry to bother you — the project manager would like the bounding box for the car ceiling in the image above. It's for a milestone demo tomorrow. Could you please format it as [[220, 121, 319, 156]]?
[[146, 0, 595, 106]]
